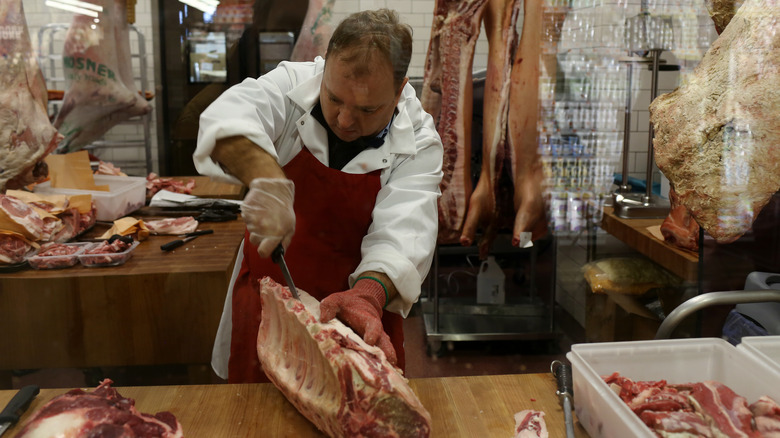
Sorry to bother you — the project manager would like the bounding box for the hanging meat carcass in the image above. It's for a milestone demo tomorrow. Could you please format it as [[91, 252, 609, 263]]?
[[460, 0, 521, 255], [0, 0, 61, 191], [290, 0, 335, 61], [54, 0, 151, 152], [422, 0, 490, 244], [507, 0, 548, 247], [650, 0, 780, 244]]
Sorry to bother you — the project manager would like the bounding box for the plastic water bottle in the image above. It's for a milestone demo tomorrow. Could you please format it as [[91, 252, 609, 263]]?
[[477, 256, 506, 305]]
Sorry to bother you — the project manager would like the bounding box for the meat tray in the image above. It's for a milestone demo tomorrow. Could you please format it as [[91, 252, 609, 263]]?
[[78, 241, 140, 267], [27, 242, 93, 270], [566, 338, 780, 438], [738, 335, 780, 373]]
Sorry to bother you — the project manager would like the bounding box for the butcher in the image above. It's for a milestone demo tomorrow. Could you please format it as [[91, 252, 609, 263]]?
[[194, 9, 444, 383]]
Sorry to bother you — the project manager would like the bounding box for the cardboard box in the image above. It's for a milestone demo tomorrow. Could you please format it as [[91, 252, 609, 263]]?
[[34, 175, 146, 221], [567, 338, 780, 438]]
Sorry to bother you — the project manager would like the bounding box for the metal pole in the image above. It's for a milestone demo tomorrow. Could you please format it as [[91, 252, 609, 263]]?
[[620, 61, 633, 192], [644, 49, 662, 203], [655, 290, 780, 339]]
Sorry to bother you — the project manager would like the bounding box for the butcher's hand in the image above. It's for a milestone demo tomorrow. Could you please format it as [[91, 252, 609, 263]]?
[[242, 177, 295, 258], [319, 278, 397, 365]]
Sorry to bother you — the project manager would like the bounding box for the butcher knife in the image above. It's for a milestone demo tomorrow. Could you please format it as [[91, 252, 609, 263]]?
[[271, 244, 300, 300], [551, 360, 576, 438], [0, 384, 40, 437], [160, 229, 214, 251]]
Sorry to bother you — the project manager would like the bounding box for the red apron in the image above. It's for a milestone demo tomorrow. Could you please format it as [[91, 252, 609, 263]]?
[[228, 147, 405, 383]]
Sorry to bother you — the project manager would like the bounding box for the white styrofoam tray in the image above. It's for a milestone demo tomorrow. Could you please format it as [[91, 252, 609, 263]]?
[[739, 335, 780, 374], [567, 338, 780, 438], [34, 175, 146, 221]]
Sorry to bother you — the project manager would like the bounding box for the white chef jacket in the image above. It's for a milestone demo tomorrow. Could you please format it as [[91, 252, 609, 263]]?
[[193, 57, 444, 378]]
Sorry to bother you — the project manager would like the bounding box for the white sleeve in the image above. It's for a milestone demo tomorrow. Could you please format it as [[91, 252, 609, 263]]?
[[352, 94, 444, 317], [193, 66, 296, 184]]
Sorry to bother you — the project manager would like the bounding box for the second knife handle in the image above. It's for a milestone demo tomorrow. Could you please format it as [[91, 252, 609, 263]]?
[[160, 240, 184, 251]]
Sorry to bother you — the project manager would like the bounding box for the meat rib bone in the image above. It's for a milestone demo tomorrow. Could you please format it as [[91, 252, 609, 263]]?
[[256, 277, 432, 437]]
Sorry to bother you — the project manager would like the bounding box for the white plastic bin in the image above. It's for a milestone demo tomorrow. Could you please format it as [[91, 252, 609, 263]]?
[[567, 338, 780, 438], [34, 175, 146, 221], [739, 335, 780, 374]]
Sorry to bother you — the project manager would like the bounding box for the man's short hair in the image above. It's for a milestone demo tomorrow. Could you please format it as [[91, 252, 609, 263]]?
[[326, 9, 413, 90]]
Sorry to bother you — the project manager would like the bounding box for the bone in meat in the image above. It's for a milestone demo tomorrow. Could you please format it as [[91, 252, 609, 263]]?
[[507, 0, 548, 247], [422, 0, 489, 244], [256, 277, 432, 437], [54, 0, 151, 152], [660, 187, 700, 251], [0, 0, 61, 191], [15, 379, 183, 438], [704, 0, 744, 34], [460, 0, 521, 256], [290, 0, 335, 62], [650, 0, 780, 244]]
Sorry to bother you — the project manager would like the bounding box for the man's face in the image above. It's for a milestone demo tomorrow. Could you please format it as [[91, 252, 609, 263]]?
[[320, 54, 407, 143]]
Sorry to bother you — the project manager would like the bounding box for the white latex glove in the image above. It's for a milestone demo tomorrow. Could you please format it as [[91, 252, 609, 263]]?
[[241, 177, 295, 258]]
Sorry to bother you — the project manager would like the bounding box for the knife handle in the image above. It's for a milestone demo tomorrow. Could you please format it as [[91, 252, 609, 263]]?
[[160, 239, 184, 251], [551, 360, 573, 399], [271, 244, 284, 263], [0, 385, 39, 424]]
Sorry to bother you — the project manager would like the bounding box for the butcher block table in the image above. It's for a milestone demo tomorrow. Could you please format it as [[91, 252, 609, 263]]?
[[0, 374, 590, 437], [0, 217, 246, 373], [159, 176, 246, 200], [600, 206, 699, 282]]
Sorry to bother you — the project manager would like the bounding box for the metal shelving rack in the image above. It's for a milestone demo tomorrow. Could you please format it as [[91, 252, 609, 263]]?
[[421, 234, 559, 354], [37, 23, 153, 175]]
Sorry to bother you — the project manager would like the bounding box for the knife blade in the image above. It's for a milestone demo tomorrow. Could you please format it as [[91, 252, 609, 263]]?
[[0, 384, 40, 437], [271, 244, 300, 300], [551, 360, 576, 438]]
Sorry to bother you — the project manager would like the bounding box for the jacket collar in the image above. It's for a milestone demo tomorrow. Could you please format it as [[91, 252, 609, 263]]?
[[286, 57, 418, 157]]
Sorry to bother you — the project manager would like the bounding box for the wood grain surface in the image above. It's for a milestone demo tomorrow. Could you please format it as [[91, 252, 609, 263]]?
[[147, 176, 245, 200], [600, 207, 698, 282], [0, 374, 590, 437], [0, 219, 245, 369]]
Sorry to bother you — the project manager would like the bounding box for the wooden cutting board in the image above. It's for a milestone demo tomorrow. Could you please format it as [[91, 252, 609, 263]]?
[[0, 375, 589, 437]]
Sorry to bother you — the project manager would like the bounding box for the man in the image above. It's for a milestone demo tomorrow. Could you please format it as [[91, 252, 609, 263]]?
[[194, 9, 444, 383]]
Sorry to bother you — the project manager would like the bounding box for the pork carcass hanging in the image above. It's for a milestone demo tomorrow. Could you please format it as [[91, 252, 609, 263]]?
[[256, 277, 432, 437], [460, 0, 521, 255], [649, 0, 780, 244], [422, 0, 489, 244], [54, 0, 151, 152], [0, 0, 61, 191], [290, 0, 335, 61], [507, 0, 548, 248]]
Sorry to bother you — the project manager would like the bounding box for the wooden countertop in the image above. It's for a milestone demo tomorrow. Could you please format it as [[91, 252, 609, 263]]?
[[0, 219, 246, 369], [0, 374, 590, 437], [601, 206, 699, 282], [159, 176, 245, 200]]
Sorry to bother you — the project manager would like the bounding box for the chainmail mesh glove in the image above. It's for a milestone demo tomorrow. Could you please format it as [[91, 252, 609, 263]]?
[[242, 177, 295, 258], [319, 278, 397, 365]]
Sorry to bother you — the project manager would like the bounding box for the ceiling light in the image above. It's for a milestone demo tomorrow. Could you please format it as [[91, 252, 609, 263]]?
[[45, 0, 101, 17], [178, 0, 220, 15]]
